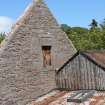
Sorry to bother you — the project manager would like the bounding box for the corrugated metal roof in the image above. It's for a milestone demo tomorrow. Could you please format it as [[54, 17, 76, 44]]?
[[27, 90, 105, 105]]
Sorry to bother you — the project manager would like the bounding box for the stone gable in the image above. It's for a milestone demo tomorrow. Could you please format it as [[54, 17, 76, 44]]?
[[0, 0, 76, 105]]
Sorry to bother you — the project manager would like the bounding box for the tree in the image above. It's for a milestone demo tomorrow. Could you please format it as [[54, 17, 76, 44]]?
[[0, 33, 6, 44], [100, 19, 105, 30], [61, 24, 71, 34], [61, 18, 105, 51], [89, 19, 98, 30]]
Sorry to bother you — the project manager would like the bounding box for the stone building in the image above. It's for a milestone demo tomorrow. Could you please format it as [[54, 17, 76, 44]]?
[[0, 0, 75, 105]]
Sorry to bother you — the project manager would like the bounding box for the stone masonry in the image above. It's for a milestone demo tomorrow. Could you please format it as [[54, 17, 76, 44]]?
[[0, 0, 76, 105]]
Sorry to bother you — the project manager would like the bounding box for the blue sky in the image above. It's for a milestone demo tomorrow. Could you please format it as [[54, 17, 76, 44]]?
[[0, 0, 105, 32]]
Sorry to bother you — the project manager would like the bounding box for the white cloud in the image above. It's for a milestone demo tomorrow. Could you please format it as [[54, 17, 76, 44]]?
[[0, 16, 14, 33]]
